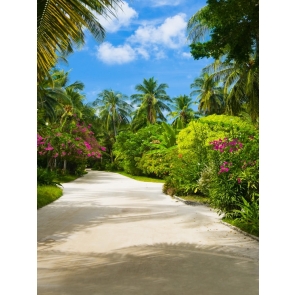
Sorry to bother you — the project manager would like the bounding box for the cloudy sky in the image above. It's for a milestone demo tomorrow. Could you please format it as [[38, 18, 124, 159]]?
[[57, 0, 210, 103]]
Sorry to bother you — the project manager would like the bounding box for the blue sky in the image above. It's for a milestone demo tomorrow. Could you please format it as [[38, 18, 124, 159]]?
[[57, 0, 211, 105]]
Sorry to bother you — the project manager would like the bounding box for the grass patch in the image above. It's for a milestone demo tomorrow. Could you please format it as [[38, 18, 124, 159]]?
[[55, 174, 80, 183], [176, 195, 210, 204], [222, 218, 259, 237], [116, 171, 165, 183], [37, 185, 63, 209]]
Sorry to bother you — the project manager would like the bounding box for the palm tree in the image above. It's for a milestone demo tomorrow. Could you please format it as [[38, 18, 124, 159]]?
[[92, 89, 133, 136], [38, 69, 88, 128], [37, 0, 121, 84], [37, 69, 73, 124], [168, 95, 196, 128], [202, 57, 259, 122], [131, 77, 172, 128], [187, 5, 210, 43], [190, 73, 225, 115]]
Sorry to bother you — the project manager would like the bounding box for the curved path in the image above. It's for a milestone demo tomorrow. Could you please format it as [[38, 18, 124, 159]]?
[[38, 171, 259, 295]]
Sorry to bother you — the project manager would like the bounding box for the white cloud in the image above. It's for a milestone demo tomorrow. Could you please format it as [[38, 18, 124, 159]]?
[[182, 52, 192, 59], [150, 0, 182, 7], [96, 42, 136, 64], [135, 47, 150, 60], [94, 1, 137, 33], [128, 14, 187, 49], [95, 14, 188, 64]]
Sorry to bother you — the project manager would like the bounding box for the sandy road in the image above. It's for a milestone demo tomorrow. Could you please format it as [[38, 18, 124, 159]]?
[[38, 170, 258, 295]]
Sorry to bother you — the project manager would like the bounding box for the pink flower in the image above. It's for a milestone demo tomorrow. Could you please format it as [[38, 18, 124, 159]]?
[[45, 143, 54, 151], [101, 146, 106, 151], [237, 178, 241, 184]]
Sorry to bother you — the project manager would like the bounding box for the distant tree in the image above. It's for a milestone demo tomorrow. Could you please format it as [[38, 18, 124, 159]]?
[[131, 77, 172, 129], [168, 95, 196, 128], [190, 72, 225, 115], [93, 89, 133, 136]]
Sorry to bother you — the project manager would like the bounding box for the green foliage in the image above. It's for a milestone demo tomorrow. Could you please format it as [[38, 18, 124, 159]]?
[[163, 114, 258, 216], [37, 185, 63, 209], [177, 115, 256, 152], [232, 197, 259, 234], [113, 124, 167, 175], [37, 167, 61, 186], [161, 122, 177, 148], [163, 151, 205, 196], [138, 147, 177, 179], [187, 0, 259, 63], [131, 77, 171, 127], [207, 133, 259, 214]]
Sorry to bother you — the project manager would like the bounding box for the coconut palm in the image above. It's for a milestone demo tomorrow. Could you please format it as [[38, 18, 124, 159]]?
[[168, 95, 196, 128], [92, 89, 133, 136], [37, 0, 121, 84], [187, 5, 210, 43], [202, 57, 259, 122], [38, 69, 88, 127], [37, 70, 73, 124], [190, 73, 225, 115], [131, 77, 172, 129]]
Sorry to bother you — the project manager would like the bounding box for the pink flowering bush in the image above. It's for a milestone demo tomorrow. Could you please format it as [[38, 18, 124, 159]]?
[[37, 119, 105, 175], [207, 133, 259, 214]]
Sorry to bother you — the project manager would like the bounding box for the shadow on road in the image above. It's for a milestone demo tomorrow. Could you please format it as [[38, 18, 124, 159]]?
[[38, 243, 258, 295]]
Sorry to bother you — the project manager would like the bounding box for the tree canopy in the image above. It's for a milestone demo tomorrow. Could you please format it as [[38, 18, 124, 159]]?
[[187, 0, 259, 63]]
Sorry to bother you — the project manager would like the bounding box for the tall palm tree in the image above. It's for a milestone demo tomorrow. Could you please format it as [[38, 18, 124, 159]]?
[[131, 77, 172, 128], [202, 57, 259, 122], [37, 0, 121, 84], [168, 95, 196, 128], [37, 69, 73, 124], [37, 69, 87, 127], [92, 89, 133, 136], [187, 5, 210, 43], [190, 73, 225, 115]]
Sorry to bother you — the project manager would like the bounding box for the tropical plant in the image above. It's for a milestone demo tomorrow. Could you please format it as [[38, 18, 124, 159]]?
[[37, 167, 61, 186], [131, 77, 172, 129], [37, 0, 121, 84], [190, 72, 225, 115], [202, 58, 259, 122], [92, 89, 132, 136], [187, 0, 259, 63], [163, 115, 257, 198], [113, 124, 166, 175], [233, 197, 259, 234], [168, 95, 196, 128]]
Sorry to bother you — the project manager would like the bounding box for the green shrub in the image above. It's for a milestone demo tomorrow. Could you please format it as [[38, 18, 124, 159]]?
[[163, 115, 258, 212], [207, 133, 259, 214], [113, 125, 167, 175], [37, 167, 61, 186], [163, 150, 205, 196], [138, 147, 177, 179], [233, 197, 259, 233]]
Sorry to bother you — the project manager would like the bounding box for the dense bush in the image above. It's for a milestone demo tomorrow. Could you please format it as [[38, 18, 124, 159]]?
[[163, 151, 206, 196], [137, 147, 177, 179], [163, 115, 258, 218], [37, 167, 61, 186], [113, 124, 167, 175], [207, 134, 259, 214]]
